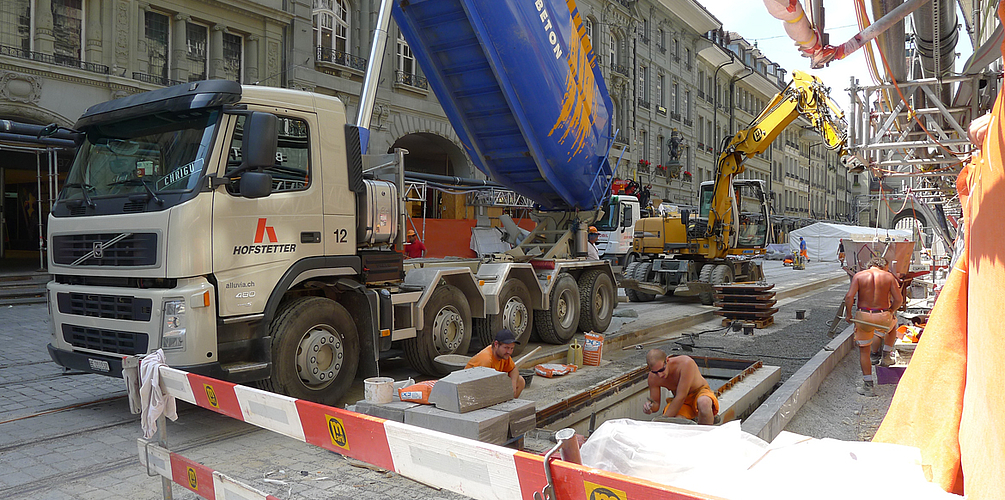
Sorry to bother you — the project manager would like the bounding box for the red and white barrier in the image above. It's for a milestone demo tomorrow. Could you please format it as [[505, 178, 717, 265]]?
[[138, 439, 282, 500], [149, 366, 714, 500]]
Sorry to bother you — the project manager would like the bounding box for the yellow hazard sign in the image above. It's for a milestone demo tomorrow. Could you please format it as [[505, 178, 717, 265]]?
[[327, 415, 349, 450], [187, 466, 198, 490], [584, 481, 626, 500], [203, 384, 219, 409]]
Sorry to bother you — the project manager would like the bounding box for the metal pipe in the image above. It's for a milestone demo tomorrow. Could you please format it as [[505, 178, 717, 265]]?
[[404, 170, 505, 187], [0, 132, 77, 149], [36, 152, 44, 271], [859, 138, 970, 149], [555, 428, 582, 465], [356, 0, 394, 131], [811, 0, 930, 68]]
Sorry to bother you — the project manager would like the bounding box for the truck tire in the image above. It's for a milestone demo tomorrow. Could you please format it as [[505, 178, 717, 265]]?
[[261, 297, 359, 405], [578, 270, 615, 332], [710, 264, 734, 288], [698, 263, 716, 305], [404, 285, 472, 376], [534, 273, 581, 344], [633, 262, 657, 302], [477, 279, 534, 354], [623, 262, 642, 302]]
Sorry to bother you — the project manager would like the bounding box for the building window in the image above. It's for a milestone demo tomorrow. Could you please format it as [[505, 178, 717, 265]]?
[[609, 34, 617, 66], [186, 22, 208, 81], [0, 0, 31, 53], [223, 33, 243, 82], [657, 134, 664, 164], [52, 0, 83, 64], [145, 10, 170, 82], [657, 74, 664, 107], [685, 48, 691, 68], [684, 90, 690, 121], [672, 82, 679, 114], [585, 17, 596, 44], [658, 29, 665, 48], [640, 129, 648, 160], [313, 0, 349, 55], [638, 65, 647, 100], [397, 32, 415, 75]]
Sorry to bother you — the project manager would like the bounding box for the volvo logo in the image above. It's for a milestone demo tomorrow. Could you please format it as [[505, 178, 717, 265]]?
[[71, 232, 132, 266]]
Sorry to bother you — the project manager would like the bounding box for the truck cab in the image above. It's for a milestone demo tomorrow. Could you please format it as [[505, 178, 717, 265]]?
[[594, 195, 640, 267]]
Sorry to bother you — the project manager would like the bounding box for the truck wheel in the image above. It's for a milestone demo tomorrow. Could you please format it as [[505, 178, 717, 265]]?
[[262, 297, 359, 405], [534, 274, 581, 344], [404, 285, 472, 376], [623, 262, 642, 302], [578, 270, 615, 332], [710, 264, 734, 300], [698, 264, 716, 305], [477, 279, 534, 354], [633, 262, 656, 302]]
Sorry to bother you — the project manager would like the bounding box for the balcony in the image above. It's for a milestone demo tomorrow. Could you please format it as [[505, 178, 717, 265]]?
[[685, 64, 692, 72], [132, 72, 184, 87], [697, 90, 705, 100], [683, 118, 693, 127], [0, 44, 109, 75], [616, 0, 630, 8], [639, 34, 650, 44], [673, 55, 680, 63], [614, 136, 629, 147], [670, 111, 681, 121], [638, 99, 650, 110], [611, 62, 630, 76], [395, 70, 428, 90], [697, 142, 705, 150], [657, 44, 666, 54], [317, 46, 367, 71]]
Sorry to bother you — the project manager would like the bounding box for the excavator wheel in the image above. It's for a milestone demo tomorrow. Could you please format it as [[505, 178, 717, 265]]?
[[698, 264, 716, 305], [633, 262, 657, 302], [710, 264, 734, 289], [623, 262, 642, 302]]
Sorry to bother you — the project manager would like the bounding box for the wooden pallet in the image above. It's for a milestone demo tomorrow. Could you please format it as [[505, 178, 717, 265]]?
[[713, 300, 778, 310], [721, 316, 775, 329]]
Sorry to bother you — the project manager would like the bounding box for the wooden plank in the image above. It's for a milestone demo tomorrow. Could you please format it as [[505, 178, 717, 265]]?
[[714, 293, 777, 301], [714, 309, 779, 318], [713, 283, 775, 291], [714, 300, 778, 310]]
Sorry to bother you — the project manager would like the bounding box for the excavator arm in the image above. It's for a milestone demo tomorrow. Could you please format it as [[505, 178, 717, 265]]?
[[705, 70, 849, 256]]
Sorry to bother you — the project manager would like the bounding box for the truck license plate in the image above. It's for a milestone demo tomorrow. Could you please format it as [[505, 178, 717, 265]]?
[[88, 358, 110, 372]]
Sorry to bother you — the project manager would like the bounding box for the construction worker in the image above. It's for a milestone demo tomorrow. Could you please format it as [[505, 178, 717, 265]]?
[[466, 329, 525, 398], [844, 256, 903, 397], [837, 240, 846, 266], [642, 349, 719, 425], [586, 226, 600, 260], [799, 237, 808, 263], [404, 228, 426, 258]]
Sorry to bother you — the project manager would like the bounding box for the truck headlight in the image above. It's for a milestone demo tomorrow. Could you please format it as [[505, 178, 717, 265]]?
[[162, 299, 187, 350]]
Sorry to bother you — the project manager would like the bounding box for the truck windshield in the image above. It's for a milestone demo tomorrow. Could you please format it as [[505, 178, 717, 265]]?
[[61, 109, 220, 202], [595, 199, 620, 231]]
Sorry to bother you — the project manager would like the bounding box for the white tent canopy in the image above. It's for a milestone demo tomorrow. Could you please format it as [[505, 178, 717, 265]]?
[[788, 223, 913, 262]]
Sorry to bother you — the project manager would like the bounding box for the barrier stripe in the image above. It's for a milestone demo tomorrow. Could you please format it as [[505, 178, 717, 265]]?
[[139, 439, 283, 500], [154, 366, 713, 500], [383, 420, 521, 499]]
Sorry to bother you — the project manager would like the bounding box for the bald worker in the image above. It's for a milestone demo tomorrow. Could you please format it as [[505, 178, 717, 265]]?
[[845, 256, 903, 397], [643, 350, 719, 425]]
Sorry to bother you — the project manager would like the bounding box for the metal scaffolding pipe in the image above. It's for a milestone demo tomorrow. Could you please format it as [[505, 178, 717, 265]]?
[[810, 0, 930, 68]]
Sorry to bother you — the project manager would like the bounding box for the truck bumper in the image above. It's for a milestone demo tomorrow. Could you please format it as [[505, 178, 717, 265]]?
[[47, 343, 234, 380]]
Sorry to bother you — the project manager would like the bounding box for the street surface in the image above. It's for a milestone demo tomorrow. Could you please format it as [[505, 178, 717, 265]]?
[[0, 259, 856, 499]]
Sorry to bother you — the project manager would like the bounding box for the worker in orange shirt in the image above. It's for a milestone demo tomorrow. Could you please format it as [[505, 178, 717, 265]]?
[[404, 229, 426, 258], [466, 329, 525, 398]]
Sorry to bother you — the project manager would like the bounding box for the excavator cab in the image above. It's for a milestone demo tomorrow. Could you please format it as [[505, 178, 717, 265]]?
[[696, 179, 770, 252]]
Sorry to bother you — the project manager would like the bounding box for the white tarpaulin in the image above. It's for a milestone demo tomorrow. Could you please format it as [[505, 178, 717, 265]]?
[[788, 223, 913, 262]]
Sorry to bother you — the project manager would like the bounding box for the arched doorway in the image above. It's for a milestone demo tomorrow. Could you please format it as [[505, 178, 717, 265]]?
[[390, 132, 470, 219]]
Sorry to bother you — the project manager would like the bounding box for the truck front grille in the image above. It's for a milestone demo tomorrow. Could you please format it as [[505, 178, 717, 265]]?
[[62, 325, 149, 355], [57, 293, 153, 321], [52, 233, 158, 267]]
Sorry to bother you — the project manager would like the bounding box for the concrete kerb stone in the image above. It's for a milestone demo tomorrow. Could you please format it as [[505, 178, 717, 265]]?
[[740, 324, 855, 442], [522, 274, 850, 368]]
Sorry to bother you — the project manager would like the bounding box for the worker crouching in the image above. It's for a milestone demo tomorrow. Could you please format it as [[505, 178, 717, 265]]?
[[642, 350, 720, 425]]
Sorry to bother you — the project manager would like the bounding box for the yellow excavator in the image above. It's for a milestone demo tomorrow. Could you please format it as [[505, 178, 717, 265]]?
[[622, 71, 853, 304]]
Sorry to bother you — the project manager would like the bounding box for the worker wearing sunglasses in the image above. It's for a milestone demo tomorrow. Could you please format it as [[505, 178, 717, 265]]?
[[643, 349, 719, 425]]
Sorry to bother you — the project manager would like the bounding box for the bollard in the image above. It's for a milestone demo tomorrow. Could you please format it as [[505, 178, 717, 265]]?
[[555, 428, 582, 465]]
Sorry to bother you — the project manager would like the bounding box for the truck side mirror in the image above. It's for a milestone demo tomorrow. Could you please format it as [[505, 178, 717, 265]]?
[[681, 209, 690, 227], [240, 171, 273, 199], [243, 112, 278, 169]]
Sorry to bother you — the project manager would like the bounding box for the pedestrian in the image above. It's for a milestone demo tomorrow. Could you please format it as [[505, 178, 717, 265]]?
[[404, 229, 426, 258], [465, 329, 525, 398], [844, 256, 903, 397], [837, 240, 846, 266], [799, 236, 808, 263], [586, 226, 600, 260], [642, 349, 719, 425]]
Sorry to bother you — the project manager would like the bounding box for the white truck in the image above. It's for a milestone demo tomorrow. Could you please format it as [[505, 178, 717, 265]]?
[[594, 194, 641, 268], [44, 0, 619, 405]]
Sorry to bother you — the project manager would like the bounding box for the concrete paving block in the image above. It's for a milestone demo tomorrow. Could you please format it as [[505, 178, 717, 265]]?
[[404, 405, 509, 444], [428, 366, 512, 413], [485, 398, 537, 437], [354, 399, 420, 422]]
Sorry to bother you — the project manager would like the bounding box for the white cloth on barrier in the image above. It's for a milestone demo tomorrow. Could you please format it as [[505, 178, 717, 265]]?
[[140, 349, 177, 438]]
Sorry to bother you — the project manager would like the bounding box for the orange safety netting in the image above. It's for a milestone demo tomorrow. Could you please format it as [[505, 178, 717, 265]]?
[[872, 4, 1005, 496]]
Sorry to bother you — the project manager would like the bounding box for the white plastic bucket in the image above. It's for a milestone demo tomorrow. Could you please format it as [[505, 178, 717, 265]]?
[[363, 377, 394, 404]]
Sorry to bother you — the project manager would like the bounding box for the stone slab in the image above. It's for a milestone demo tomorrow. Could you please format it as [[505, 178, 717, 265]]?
[[354, 399, 420, 422], [404, 405, 509, 444], [428, 366, 513, 413], [485, 399, 537, 437]]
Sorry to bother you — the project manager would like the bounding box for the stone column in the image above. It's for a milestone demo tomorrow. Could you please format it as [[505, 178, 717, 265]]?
[[171, 14, 190, 83], [34, 0, 55, 55], [246, 35, 260, 83], [85, 0, 102, 63], [209, 24, 225, 79]]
